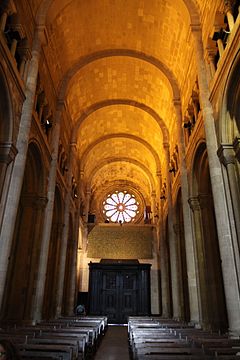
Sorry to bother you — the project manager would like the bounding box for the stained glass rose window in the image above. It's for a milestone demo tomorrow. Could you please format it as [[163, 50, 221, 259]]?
[[103, 191, 139, 223]]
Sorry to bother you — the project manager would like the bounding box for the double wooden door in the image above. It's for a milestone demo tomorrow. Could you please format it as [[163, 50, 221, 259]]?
[[88, 262, 151, 323]]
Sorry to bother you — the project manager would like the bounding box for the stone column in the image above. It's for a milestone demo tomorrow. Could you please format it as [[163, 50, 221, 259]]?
[[25, 195, 48, 320], [0, 143, 18, 201], [218, 144, 240, 249], [188, 196, 208, 328], [0, 26, 44, 310], [84, 190, 91, 223], [160, 218, 171, 318], [224, 0, 235, 31], [173, 223, 185, 320], [173, 100, 200, 324], [66, 211, 80, 315], [55, 142, 76, 317], [0, 0, 16, 32], [206, 38, 217, 78], [32, 102, 64, 321], [158, 170, 171, 317], [163, 143, 181, 319], [191, 25, 240, 335], [234, 138, 240, 163], [151, 191, 157, 224]]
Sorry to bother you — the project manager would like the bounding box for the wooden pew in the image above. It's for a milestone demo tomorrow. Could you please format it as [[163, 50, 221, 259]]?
[[128, 316, 240, 360], [16, 343, 73, 360]]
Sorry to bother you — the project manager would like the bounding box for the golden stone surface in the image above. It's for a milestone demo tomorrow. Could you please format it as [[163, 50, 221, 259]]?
[[87, 225, 153, 259]]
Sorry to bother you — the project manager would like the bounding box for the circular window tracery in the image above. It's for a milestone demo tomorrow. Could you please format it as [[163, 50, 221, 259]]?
[[103, 191, 139, 223]]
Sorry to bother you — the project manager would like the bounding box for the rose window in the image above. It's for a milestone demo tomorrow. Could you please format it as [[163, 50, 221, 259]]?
[[103, 191, 139, 223]]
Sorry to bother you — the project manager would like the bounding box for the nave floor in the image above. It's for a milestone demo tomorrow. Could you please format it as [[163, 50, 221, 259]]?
[[94, 325, 130, 360]]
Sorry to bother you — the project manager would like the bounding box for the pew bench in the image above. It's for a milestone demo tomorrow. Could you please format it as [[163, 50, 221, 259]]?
[[16, 343, 73, 360]]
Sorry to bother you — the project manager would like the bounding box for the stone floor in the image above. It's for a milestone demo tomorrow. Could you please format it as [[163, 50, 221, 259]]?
[[94, 325, 130, 360]]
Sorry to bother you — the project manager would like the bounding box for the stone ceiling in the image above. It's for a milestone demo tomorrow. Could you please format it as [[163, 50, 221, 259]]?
[[37, 0, 220, 217]]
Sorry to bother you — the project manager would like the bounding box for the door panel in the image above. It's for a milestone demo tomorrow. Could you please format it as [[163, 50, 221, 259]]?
[[88, 262, 151, 324]]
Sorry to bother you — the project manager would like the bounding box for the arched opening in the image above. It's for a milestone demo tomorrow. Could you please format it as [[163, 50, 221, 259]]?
[[0, 68, 16, 217], [43, 186, 64, 319], [220, 53, 240, 246], [2, 142, 46, 322], [191, 143, 228, 332], [226, 55, 240, 137]]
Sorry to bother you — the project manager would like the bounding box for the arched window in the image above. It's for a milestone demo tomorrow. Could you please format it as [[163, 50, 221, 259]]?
[[103, 190, 139, 223]]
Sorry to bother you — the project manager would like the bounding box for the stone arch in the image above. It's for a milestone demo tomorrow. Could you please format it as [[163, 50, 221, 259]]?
[[72, 99, 169, 144], [2, 142, 47, 321], [190, 142, 228, 331], [0, 65, 13, 142], [220, 50, 240, 143], [43, 185, 64, 319], [80, 133, 161, 174], [88, 157, 156, 193], [0, 65, 17, 210], [58, 49, 180, 101]]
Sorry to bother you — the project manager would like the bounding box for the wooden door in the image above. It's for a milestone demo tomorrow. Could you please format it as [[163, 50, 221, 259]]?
[[88, 262, 151, 323], [102, 270, 138, 323]]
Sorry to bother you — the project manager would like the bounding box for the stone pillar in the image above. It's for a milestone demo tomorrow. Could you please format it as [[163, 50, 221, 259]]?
[[66, 213, 79, 315], [163, 143, 181, 319], [151, 191, 157, 224], [158, 170, 171, 317], [173, 99, 200, 323], [173, 223, 185, 320], [32, 102, 64, 321], [18, 44, 32, 80], [10, 38, 17, 57], [0, 143, 18, 199], [206, 38, 217, 78], [218, 144, 240, 249], [25, 195, 48, 320], [188, 196, 208, 328], [224, 0, 235, 31], [55, 142, 76, 317], [234, 138, 240, 163], [159, 217, 171, 318], [0, 26, 44, 310], [191, 25, 240, 335], [84, 190, 91, 223], [0, 0, 16, 32]]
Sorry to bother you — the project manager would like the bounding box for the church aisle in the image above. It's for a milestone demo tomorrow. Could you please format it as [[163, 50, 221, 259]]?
[[94, 325, 130, 360]]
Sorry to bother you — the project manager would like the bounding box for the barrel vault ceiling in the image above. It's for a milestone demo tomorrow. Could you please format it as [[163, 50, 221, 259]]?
[[36, 0, 220, 212]]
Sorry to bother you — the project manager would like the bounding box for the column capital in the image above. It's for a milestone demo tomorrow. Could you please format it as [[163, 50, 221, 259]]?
[[1, 0, 16, 15], [190, 23, 202, 33], [188, 196, 201, 211], [233, 137, 240, 163], [224, 0, 233, 13], [56, 99, 65, 112], [173, 223, 180, 235], [173, 98, 181, 107], [217, 144, 236, 166], [163, 142, 170, 150], [21, 194, 48, 209], [198, 194, 210, 209], [0, 142, 18, 164], [36, 25, 48, 46]]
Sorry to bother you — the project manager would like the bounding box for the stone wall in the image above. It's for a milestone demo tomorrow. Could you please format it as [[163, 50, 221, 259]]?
[[87, 224, 153, 259]]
